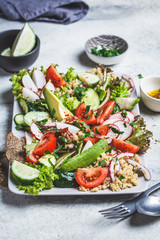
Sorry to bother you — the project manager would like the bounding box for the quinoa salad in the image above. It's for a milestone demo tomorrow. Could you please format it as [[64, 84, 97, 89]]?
[[6, 64, 152, 195]]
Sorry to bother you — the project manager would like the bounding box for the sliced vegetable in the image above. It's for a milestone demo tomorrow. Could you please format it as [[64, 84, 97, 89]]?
[[22, 74, 38, 92], [79, 73, 100, 87], [76, 167, 108, 188], [117, 152, 134, 159], [22, 87, 39, 102], [81, 88, 100, 110], [127, 159, 151, 180], [33, 132, 57, 156], [111, 138, 140, 154], [19, 98, 29, 113], [32, 70, 46, 89], [114, 159, 121, 174], [82, 140, 93, 152], [96, 89, 110, 110], [14, 114, 25, 125], [114, 120, 133, 140], [38, 154, 56, 167], [26, 150, 39, 164], [54, 151, 75, 169], [106, 124, 120, 139], [109, 160, 115, 182], [93, 124, 109, 136], [84, 136, 99, 144], [115, 97, 140, 110], [25, 132, 33, 145], [11, 160, 40, 184], [97, 101, 115, 125], [30, 122, 43, 140], [24, 111, 50, 126], [46, 65, 66, 88], [59, 139, 108, 172], [75, 103, 96, 125]]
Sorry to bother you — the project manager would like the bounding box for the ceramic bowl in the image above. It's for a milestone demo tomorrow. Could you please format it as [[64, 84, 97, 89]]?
[[140, 76, 160, 112], [0, 30, 40, 73], [85, 35, 128, 65]]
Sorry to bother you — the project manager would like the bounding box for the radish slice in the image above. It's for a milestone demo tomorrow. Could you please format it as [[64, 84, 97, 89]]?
[[125, 111, 135, 122], [22, 88, 39, 102], [127, 159, 151, 180], [114, 159, 121, 174], [25, 132, 33, 145], [109, 160, 115, 182], [117, 152, 134, 159], [32, 70, 46, 89], [114, 120, 133, 140], [45, 81, 55, 92], [30, 123, 43, 140], [22, 74, 38, 92], [82, 140, 93, 152], [107, 112, 130, 122], [44, 122, 80, 134], [40, 92, 45, 99], [106, 123, 120, 139]]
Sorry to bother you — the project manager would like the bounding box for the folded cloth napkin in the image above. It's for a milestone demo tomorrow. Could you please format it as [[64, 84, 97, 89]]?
[[0, 0, 89, 24]]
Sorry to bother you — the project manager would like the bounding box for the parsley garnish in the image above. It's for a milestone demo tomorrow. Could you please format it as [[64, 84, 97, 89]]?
[[95, 127, 101, 135], [119, 175, 125, 180], [44, 150, 51, 155], [129, 121, 136, 126], [123, 122, 127, 128], [85, 105, 90, 114], [121, 110, 127, 119], [109, 126, 124, 134], [91, 45, 124, 57], [107, 146, 116, 153], [138, 74, 143, 79], [99, 160, 106, 166], [36, 119, 48, 126]]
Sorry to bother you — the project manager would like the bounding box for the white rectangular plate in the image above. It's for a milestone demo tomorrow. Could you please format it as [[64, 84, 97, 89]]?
[[8, 80, 149, 195]]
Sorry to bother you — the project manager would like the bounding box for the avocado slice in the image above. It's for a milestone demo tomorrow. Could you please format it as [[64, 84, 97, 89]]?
[[59, 139, 108, 172], [43, 87, 73, 121]]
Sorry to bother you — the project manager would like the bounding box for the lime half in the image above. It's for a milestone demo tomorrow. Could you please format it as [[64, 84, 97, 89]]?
[[1, 47, 11, 56], [11, 160, 40, 184], [12, 22, 36, 57]]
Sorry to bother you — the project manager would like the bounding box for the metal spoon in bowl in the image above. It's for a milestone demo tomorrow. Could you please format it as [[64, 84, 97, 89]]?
[[136, 182, 160, 216]]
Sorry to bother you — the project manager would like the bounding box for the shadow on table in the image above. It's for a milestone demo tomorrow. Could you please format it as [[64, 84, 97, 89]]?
[[0, 68, 11, 76], [78, 51, 96, 68]]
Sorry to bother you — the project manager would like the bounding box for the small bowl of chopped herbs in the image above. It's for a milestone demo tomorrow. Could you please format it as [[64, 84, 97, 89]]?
[[85, 35, 128, 65]]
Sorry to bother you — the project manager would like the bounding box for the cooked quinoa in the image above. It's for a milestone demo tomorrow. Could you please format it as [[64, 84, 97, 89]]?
[[79, 152, 141, 192]]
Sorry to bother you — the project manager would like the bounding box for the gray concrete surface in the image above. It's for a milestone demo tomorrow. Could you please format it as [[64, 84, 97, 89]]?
[[0, 0, 160, 239]]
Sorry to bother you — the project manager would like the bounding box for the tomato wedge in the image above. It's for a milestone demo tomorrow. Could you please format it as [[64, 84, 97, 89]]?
[[33, 132, 57, 156], [76, 167, 108, 188], [75, 103, 96, 125], [26, 150, 39, 164], [93, 124, 109, 136], [84, 136, 99, 144], [46, 64, 66, 88], [97, 101, 115, 125], [111, 138, 140, 154]]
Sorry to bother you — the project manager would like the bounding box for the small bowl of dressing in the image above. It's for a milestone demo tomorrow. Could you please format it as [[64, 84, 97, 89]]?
[[140, 76, 160, 112]]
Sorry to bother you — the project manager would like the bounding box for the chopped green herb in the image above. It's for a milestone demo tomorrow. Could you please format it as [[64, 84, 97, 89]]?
[[99, 160, 106, 166], [91, 45, 124, 57], [53, 145, 63, 153], [129, 121, 136, 126], [138, 74, 143, 79], [109, 126, 124, 134], [123, 122, 127, 128], [86, 115, 91, 120], [36, 119, 48, 126], [107, 146, 116, 153], [60, 136, 68, 143], [119, 175, 125, 180], [95, 127, 101, 135], [85, 105, 90, 114], [121, 110, 127, 119], [44, 150, 51, 155]]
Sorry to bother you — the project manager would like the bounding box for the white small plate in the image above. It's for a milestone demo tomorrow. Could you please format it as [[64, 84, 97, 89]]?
[[85, 35, 128, 65]]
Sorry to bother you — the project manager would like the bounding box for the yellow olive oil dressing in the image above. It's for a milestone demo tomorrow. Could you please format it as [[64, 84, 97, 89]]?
[[147, 89, 160, 99]]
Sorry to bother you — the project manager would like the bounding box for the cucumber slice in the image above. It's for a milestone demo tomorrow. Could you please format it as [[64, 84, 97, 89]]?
[[115, 98, 140, 110], [38, 154, 56, 167], [24, 111, 50, 126], [24, 142, 38, 153], [14, 114, 25, 125], [1, 47, 11, 56], [11, 160, 40, 184], [19, 99, 28, 113], [79, 73, 100, 87], [81, 88, 100, 110]]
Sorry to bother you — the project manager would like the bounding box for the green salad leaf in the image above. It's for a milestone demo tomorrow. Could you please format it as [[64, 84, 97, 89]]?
[[10, 69, 28, 96], [109, 82, 130, 100], [66, 67, 78, 82], [17, 163, 59, 195], [126, 115, 153, 153]]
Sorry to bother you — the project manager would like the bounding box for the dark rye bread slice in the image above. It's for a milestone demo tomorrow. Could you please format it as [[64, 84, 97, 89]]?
[[6, 132, 26, 164]]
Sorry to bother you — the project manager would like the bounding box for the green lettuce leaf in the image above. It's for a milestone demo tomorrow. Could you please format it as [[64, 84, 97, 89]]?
[[126, 115, 153, 153], [17, 164, 59, 195]]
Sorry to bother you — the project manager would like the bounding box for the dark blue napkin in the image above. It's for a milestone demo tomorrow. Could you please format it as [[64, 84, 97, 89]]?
[[0, 0, 89, 24]]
